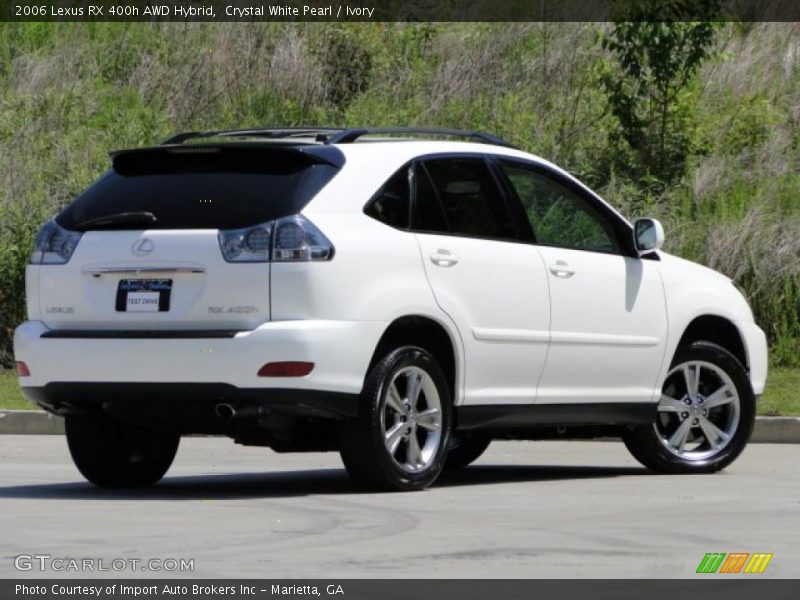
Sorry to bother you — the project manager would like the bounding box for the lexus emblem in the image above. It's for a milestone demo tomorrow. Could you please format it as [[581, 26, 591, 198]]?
[[131, 238, 155, 256]]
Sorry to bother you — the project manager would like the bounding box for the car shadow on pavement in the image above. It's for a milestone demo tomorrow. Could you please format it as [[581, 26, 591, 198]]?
[[437, 464, 648, 488], [0, 464, 648, 500]]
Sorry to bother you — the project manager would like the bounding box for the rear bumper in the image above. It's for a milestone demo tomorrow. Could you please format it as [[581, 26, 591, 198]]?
[[14, 318, 386, 395], [22, 382, 359, 433]]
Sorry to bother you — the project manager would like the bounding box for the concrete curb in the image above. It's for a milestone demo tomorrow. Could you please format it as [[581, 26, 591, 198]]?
[[750, 416, 800, 444], [0, 410, 64, 435], [1, 410, 799, 443]]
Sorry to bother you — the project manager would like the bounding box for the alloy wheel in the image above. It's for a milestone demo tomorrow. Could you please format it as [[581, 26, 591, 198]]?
[[381, 366, 443, 473], [654, 360, 740, 462]]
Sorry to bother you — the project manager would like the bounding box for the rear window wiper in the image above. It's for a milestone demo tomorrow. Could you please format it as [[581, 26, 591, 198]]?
[[72, 211, 158, 231]]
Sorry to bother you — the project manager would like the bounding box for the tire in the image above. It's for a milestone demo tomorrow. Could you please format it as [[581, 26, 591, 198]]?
[[623, 341, 755, 474], [338, 346, 452, 491], [445, 435, 491, 470], [65, 415, 179, 487]]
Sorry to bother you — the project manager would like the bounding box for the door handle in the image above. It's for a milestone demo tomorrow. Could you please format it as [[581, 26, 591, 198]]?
[[430, 250, 459, 268], [549, 261, 575, 278]]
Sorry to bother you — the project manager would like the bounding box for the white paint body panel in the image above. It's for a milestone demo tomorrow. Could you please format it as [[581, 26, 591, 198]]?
[[655, 253, 768, 396], [14, 319, 385, 394], [534, 247, 668, 404], [415, 233, 550, 405]]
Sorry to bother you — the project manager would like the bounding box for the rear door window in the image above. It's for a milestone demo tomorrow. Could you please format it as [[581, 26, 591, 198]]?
[[421, 157, 516, 241]]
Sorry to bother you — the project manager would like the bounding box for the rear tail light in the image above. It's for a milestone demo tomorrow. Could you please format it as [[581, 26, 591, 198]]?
[[273, 215, 333, 261], [218, 215, 333, 263], [29, 221, 83, 265], [218, 224, 272, 262], [15, 361, 30, 377]]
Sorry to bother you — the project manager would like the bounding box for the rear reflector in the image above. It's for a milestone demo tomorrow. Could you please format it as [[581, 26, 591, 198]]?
[[258, 361, 314, 377], [15, 362, 30, 377]]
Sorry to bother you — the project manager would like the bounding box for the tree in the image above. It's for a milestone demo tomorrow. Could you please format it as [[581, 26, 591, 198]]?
[[601, 1, 721, 184]]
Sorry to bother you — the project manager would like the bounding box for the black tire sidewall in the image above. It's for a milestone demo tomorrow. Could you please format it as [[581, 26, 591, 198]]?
[[445, 435, 491, 470], [345, 346, 452, 491], [65, 415, 179, 487]]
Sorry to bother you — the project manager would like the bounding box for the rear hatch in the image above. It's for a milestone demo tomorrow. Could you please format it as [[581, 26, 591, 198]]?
[[38, 144, 341, 331]]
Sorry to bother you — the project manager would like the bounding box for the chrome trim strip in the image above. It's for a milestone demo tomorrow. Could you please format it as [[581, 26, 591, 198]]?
[[82, 266, 206, 277]]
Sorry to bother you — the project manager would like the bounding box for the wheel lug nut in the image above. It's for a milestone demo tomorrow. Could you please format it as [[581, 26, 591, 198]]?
[[681, 412, 689, 418], [692, 418, 699, 425]]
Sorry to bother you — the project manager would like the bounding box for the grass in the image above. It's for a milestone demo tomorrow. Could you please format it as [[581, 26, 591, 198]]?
[[1, 368, 798, 415], [757, 367, 800, 417], [0, 370, 35, 410]]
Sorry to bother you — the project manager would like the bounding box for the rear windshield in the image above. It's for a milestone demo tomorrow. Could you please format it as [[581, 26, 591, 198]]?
[[56, 147, 339, 231]]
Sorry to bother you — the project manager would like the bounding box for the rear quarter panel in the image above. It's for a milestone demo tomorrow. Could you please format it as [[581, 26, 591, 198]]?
[[271, 211, 467, 403]]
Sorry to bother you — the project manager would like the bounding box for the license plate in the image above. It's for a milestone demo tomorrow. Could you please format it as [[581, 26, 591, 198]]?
[[116, 279, 172, 312]]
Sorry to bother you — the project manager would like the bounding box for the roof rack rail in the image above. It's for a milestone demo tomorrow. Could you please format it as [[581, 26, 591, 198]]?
[[160, 127, 344, 145], [324, 127, 515, 148], [159, 126, 515, 148]]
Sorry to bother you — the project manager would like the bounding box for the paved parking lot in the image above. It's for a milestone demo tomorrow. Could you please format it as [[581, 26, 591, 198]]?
[[0, 435, 797, 578]]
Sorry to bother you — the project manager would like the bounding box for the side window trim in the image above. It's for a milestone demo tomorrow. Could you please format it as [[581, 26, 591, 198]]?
[[402, 165, 413, 230], [485, 155, 537, 244], [495, 157, 636, 257], [412, 161, 452, 234]]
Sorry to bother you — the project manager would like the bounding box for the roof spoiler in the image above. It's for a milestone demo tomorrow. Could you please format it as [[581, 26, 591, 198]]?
[[109, 143, 346, 170]]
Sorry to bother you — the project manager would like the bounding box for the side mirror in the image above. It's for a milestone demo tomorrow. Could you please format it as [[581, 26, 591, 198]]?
[[633, 218, 665, 256]]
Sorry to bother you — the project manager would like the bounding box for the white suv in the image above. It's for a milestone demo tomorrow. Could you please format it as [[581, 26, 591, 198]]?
[[13, 127, 768, 491]]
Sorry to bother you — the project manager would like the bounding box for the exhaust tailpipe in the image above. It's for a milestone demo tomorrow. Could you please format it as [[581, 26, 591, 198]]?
[[215, 403, 236, 420]]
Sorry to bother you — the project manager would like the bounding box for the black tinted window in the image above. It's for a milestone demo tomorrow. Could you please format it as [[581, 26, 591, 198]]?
[[422, 158, 515, 240], [365, 166, 411, 229], [412, 164, 448, 233], [57, 147, 339, 231], [500, 161, 619, 253]]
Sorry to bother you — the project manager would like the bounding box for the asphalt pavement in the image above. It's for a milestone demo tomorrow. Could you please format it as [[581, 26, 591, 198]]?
[[0, 436, 797, 578]]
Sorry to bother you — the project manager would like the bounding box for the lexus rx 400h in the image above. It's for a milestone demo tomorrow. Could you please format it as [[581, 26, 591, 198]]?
[[14, 127, 768, 491]]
